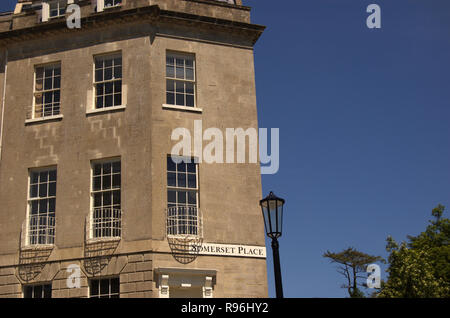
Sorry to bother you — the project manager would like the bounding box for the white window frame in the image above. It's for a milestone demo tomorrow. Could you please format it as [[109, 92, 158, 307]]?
[[49, 0, 68, 19], [92, 52, 123, 111], [26, 167, 57, 247], [167, 156, 199, 210], [90, 158, 122, 240], [41, 0, 74, 22], [32, 62, 62, 120], [97, 0, 122, 12], [165, 52, 197, 109], [23, 284, 52, 298], [89, 277, 120, 298]]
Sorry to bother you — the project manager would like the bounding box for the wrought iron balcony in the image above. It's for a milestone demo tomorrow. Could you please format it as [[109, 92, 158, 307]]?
[[86, 208, 122, 242], [25, 215, 56, 246], [166, 206, 203, 239]]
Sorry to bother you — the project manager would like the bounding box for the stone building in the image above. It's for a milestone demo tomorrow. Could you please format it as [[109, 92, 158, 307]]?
[[0, 0, 266, 298]]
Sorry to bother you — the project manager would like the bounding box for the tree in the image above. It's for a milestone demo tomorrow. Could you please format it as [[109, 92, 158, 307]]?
[[323, 247, 384, 298], [378, 205, 450, 298]]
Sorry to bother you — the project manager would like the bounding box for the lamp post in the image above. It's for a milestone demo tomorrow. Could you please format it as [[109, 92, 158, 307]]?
[[260, 191, 285, 298]]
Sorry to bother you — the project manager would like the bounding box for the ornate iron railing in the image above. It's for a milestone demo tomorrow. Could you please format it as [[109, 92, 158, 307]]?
[[166, 206, 202, 238], [27, 215, 56, 246], [87, 208, 122, 241]]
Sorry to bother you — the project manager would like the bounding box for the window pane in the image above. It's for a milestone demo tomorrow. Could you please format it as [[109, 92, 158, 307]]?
[[94, 164, 102, 176], [103, 163, 111, 174], [39, 199, 48, 213], [31, 172, 39, 184], [44, 77, 53, 90], [43, 285, 52, 298], [54, 76, 61, 89], [177, 162, 186, 172], [185, 58, 194, 68], [91, 280, 98, 296], [105, 58, 113, 68], [94, 193, 102, 207], [111, 278, 119, 294], [96, 96, 104, 109], [114, 66, 122, 79], [93, 176, 101, 191], [49, 198, 56, 212], [186, 95, 194, 107], [177, 173, 186, 188], [113, 190, 121, 205], [30, 185, 38, 198], [40, 171, 48, 182], [53, 91, 60, 103], [95, 69, 103, 82], [96, 83, 104, 96], [48, 182, 56, 196], [186, 82, 194, 94], [39, 183, 47, 197], [166, 65, 174, 78], [178, 191, 186, 204], [114, 94, 121, 106], [49, 170, 56, 181], [44, 67, 53, 78], [166, 56, 174, 65], [103, 192, 112, 206], [95, 59, 103, 70], [100, 279, 109, 295], [36, 67, 44, 79], [105, 95, 113, 107], [112, 174, 121, 188], [188, 192, 197, 205], [24, 286, 32, 298], [31, 201, 39, 214], [34, 285, 42, 298], [102, 175, 111, 190], [167, 157, 176, 171], [176, 67, 184, 79], [166, 79, 174, 92], [114, 81, 122, 93], [188, 174, 197, 188], [168, 190, 176, 204], [176, 58, 184, 67], [112, 161, 121, 173], [175, 94, 184, 106], [35, 79, 43, 91], [105, 82, 113, 94], [187, 163, 196, 173], [186, 68, 194, 80], [166, 92, 174, 105], [105, 67, 113, 81], [113, 56, 122, 65], [175, 81, 184, 94], [167, 172, 176, 187]]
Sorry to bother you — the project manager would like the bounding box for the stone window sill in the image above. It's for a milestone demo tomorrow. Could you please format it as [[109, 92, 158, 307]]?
[[21, 244, 54, 251], [162, 104, 203, 113], [86, 105, 126, 115], [25, 114, 63, 125]]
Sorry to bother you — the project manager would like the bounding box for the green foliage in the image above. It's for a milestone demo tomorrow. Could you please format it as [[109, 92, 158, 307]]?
[[378, 205, 450, 298], [323, 247, 384, 298]]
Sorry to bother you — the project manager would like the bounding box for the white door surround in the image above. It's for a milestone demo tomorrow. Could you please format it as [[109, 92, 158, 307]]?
[[154, 268, 217, 298]]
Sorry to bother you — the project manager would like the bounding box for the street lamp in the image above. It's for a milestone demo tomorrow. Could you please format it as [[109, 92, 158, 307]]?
[[260, 191, 285, 298]]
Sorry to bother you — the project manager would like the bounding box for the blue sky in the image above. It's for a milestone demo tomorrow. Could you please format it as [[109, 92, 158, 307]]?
[[250, 0, 450, 297], [1, 0, 449, 298]]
